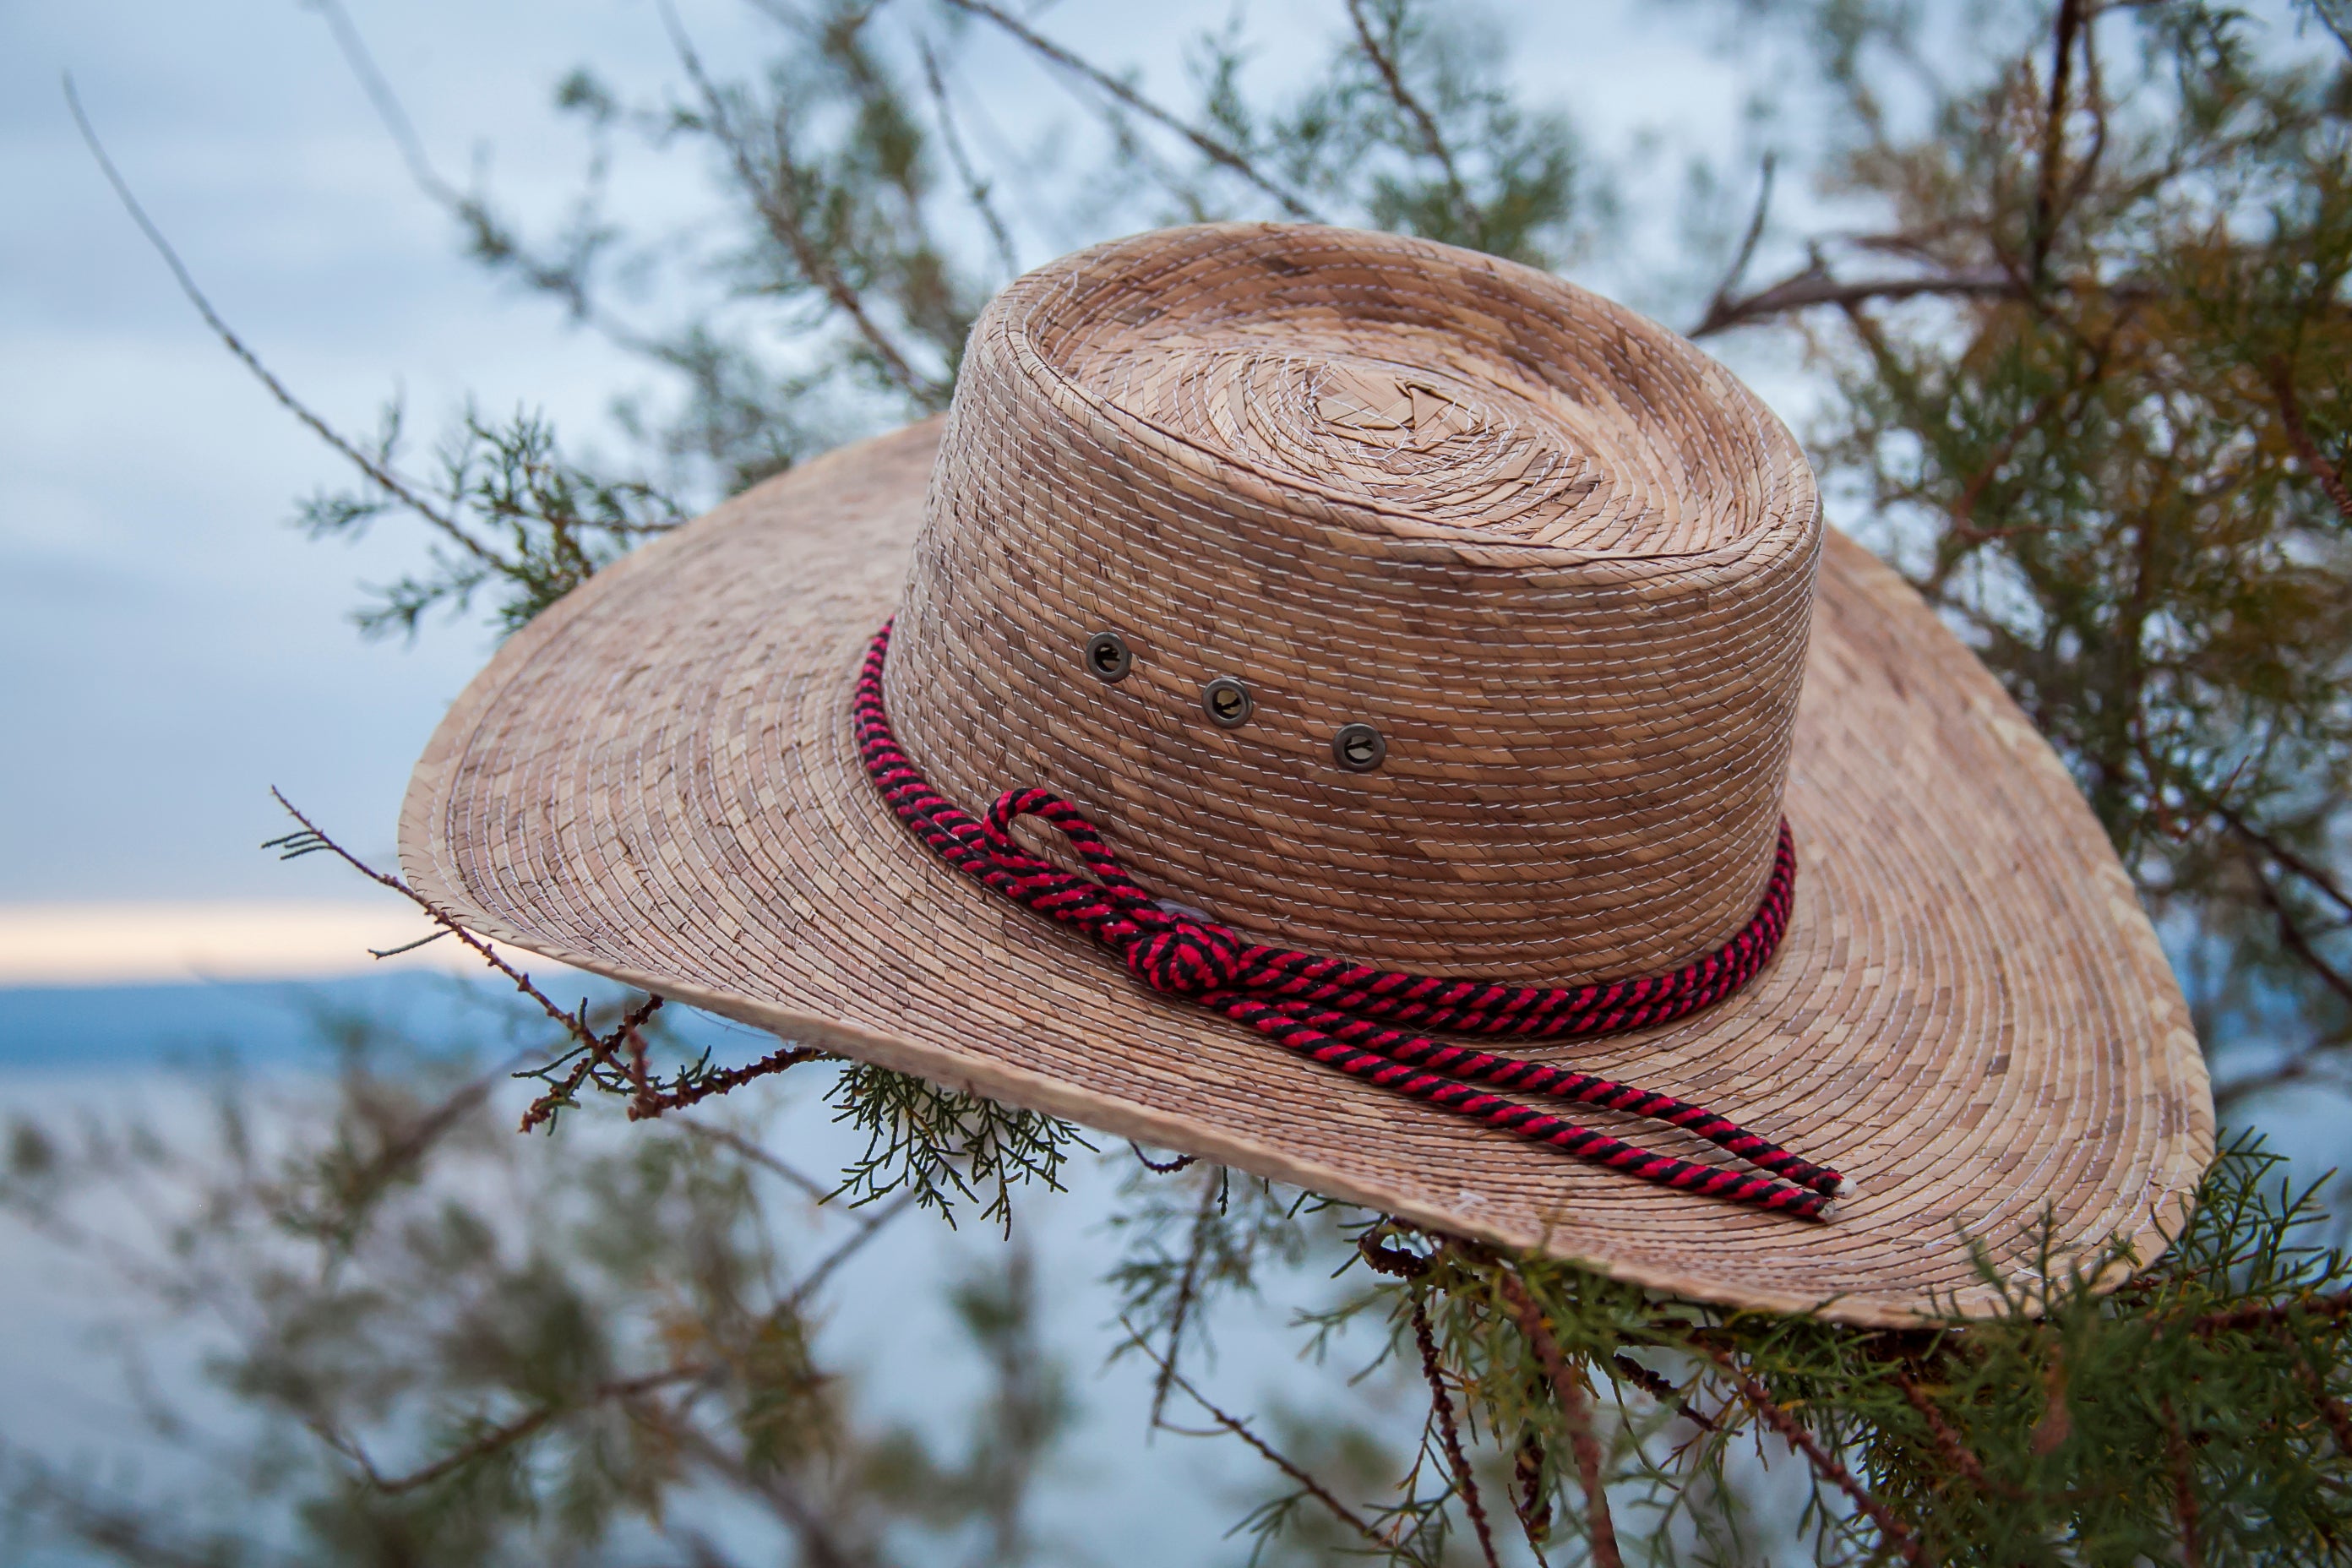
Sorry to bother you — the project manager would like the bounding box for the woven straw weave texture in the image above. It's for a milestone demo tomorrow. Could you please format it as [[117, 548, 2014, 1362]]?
[[891, 226, 1816, 983], [401, 405, 2212, 1324]]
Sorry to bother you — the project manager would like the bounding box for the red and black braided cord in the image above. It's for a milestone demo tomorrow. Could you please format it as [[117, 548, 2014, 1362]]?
[[852, 622, 1840, 1219]]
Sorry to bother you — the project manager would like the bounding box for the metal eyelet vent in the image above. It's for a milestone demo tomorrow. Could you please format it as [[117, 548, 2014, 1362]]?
[[1084, 629, 1133, 683], [1201, 677, 1253, 729], [1332, 722, 1386, 772]]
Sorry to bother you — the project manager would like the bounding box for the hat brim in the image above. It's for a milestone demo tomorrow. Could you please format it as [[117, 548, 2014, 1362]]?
[[400, 416, 2213, 1326]]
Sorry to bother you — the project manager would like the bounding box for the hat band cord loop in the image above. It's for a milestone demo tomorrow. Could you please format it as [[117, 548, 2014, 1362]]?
[[853, 623, 1840, 1221]]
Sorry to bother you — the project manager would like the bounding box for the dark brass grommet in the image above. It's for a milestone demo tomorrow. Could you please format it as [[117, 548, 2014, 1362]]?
[[1084, 629, 1133, 683], [1201, 677, 1253, 729], [1332, 722, 1386, 771]]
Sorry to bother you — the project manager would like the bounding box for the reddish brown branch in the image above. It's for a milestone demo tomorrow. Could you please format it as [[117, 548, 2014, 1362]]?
[[625, 1043, 830, 1119], [662, 1, 944, 404], [2030, 0, 2085, 286], [2268, 357, 2352, 526], [2163, 1396, 2203, 1568], [1895, 1375, 2006, 1496], [1493, 1270, 1622, 1568], [2192, 1289, 2352, 1336], [1701, 1349, 1927, 1565], [1411, 1294, 1501, 1568]]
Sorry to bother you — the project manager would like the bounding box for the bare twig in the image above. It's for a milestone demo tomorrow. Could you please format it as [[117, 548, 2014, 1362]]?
[[1690, 264, 2026, 337], [1693, 153, 1778, 337], [340, 1364, 710, 1494], [2268, 356, 2352, 526], [917, 35, 1020, 283], [1127, 1325, 1404, 1559], [1148, 1172, 1225, 1429], [2030, 0, 2086, 286], [939, 0, 1326, 222], [1701, 1348, 1927, 1566], [787, 1191, 918, 1309], [1411, 1293, 1501, 1568], [661, 1, 945, 403], [2191, 1288, 2352, 1336], [65, 79, 498, 569], [2244, 852, 2352, 1012], [677, 1120, 833, 1201], [1491, 1269, 1623, 1568], [263, 790, 645, 1054], [1129, 1141, 1198, 1173], [2218, 804, 2352, 921], [1344, 0, 1471, 232], [626, 1040, 831, 1118], [305, 0, 460, 204]]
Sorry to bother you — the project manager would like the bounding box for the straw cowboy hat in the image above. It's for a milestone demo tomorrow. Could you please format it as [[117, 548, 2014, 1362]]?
[[400, 222, 2213, 1325]]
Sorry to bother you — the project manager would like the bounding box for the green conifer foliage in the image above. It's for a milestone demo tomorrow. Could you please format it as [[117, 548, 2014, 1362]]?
[[24, 1, 2352, 1560]]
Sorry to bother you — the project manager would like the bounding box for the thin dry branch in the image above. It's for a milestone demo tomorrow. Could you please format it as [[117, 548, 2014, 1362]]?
[[2244, 852, 2352, 1012], [1693, 154, 1778, 337], [1132, 1331, 1400, 1559], [343, 1364, 710, 1494], [2218, 806, 2352, 921], [1344, 0, 1471, 231], [917, 35, 1020, 283], [940, 0, 1327, 222], [661, 0, 945, 403], [1411, 1293, 1501, 1568], [65, 79, 498, 570], [1701, 1348, 1927, 1566], [2268, 356, 2352, 526], [1690, 264, 2026, 337], [1492, 1269, 1623, 1568], [2030, 0, 2086, 286], [1147, 1173, 1224, 1429]]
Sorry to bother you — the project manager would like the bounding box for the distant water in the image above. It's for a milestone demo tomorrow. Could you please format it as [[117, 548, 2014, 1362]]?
[[0, 972, 770, 1075]]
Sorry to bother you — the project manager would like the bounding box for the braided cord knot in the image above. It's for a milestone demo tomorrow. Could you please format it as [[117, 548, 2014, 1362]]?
[[852, 621, 1841, 1221]]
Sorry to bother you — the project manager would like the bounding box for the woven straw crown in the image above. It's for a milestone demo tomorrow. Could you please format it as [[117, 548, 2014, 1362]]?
[[890, 226, 1819, 982], [400, 221, 2214, 1322]]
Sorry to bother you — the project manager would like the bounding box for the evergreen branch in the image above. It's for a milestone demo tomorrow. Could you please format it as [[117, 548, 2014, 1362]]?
[[1700, 1347, 1927, 1566], [1490, 1267, 1623, 1568], [1894, 1371, 2009, 1498], [1343, 0, 1471, 234], [1410, 1292, 1500, 1568], [64, 78, 503, 572], [939, 0, 1328, 222], [661, 0, 946, 404]]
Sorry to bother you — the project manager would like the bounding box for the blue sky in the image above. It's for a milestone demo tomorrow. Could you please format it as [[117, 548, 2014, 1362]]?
[[0, 0, 1763, 946]]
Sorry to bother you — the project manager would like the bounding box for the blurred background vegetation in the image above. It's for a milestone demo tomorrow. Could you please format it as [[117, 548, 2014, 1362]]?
[[10, 0, 2352, 1561]]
